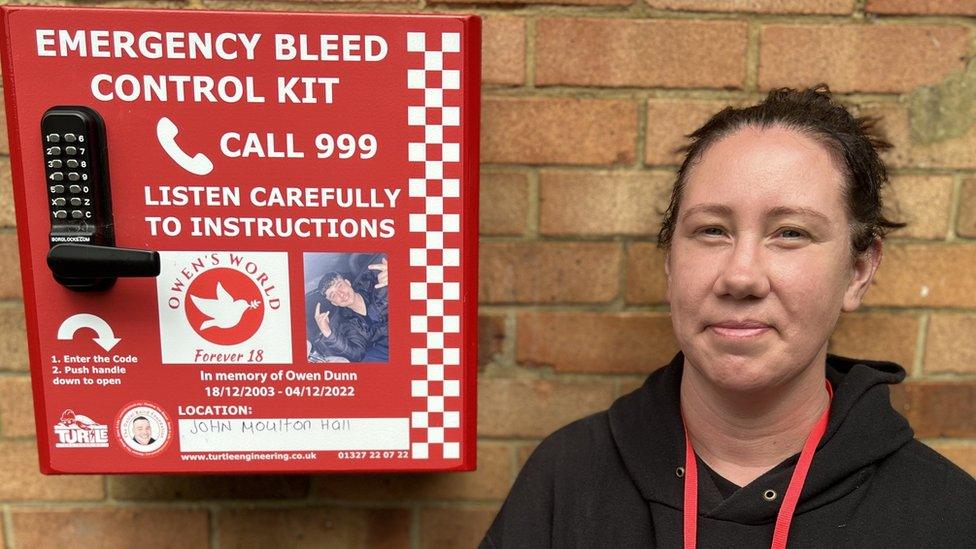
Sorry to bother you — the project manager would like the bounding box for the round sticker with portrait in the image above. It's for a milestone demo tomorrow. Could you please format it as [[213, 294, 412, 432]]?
[[115, 402, 171, 457]]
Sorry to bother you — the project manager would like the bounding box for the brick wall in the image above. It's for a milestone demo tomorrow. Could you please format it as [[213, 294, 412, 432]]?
[[1, 0, 975, 547]]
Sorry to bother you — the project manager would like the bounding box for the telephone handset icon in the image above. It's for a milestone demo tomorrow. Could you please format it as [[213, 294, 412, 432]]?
[[156, 117, 213, 176]]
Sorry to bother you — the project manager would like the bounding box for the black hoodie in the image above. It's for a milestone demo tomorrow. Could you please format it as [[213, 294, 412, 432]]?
[[481, 352, 976, 548]]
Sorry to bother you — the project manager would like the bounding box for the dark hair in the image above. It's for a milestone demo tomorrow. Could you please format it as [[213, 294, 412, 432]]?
[[656, 84, 906, 257], [317, 272, 349, 295]]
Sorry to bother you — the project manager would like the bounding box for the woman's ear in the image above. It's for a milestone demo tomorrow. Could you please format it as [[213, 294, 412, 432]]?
[[842, 237, 882, 313]]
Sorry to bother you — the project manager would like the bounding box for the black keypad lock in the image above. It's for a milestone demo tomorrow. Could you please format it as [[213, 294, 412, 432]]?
[[43, 106, 114, 251], [42, 106, 160, 291]]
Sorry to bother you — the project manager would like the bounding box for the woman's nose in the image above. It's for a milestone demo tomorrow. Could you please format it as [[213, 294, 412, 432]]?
[[714, 239, 771, 299]]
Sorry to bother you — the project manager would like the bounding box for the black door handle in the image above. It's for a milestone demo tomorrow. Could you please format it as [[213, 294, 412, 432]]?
[[47, 243, 160, 291]]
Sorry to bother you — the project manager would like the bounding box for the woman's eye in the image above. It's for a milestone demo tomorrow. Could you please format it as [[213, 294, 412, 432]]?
[[779, 228, 807, 239]]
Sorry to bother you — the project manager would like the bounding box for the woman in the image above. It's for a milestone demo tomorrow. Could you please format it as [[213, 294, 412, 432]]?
[[481, 86, 976, 548]]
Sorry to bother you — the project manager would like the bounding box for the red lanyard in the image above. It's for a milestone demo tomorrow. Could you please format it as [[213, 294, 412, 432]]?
[[683, 380, 833, 549]]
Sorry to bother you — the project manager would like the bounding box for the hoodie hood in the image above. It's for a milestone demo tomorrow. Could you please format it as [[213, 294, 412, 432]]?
[[608, 351, 914, 524]]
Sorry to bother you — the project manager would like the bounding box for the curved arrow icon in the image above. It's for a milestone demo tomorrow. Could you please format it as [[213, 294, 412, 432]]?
[[57, 313, 120, 352]]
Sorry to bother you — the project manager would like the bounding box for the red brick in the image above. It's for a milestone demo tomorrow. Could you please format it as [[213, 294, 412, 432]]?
[[645, 99, 747, 166], [863, 244, 976, 308], [0, 232, 22, 298], [0, 375, 34, 437], [109, 474, 309, 500], [479, 376, 617, 437], [536, 18, 746, 89], [0, 441, 104, 501], [858, 102, 976, 170], [483, 16, 525, 86], [479, 242, 621, 304], [0, 304, 28, 371], [625, 242, 669, 305], [312, 443, 512, 501], [479, 313, 506, 368], [11, 508, 208, 549], [218, 506, 410, 548], [482, 97, 637, 166], [759, 25, 970, 93], [648, 0, 853, 12], [480, 172, 529, 236], [867, 0, 976, 15], [421, 507, 499, 549], [958, 178, 976, 237], [517, 311, 678, 374], [0, 157, 14, 227], [516, 442, 538, 469], [617, 376, 649, 397], [924, 441, 976, 478], [923, 314, 976, 375], [882, 175, 952, 240], [828, 313, 919, 371], [539, 170, 672, 237], [890, 381, 976, 438]]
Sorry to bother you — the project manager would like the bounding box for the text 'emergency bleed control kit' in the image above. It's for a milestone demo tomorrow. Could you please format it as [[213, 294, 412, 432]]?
[[0, 6, 480, 473]]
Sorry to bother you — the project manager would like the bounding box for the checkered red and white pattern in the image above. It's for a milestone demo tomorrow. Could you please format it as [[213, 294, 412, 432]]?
[[406, 31, 463, 460]]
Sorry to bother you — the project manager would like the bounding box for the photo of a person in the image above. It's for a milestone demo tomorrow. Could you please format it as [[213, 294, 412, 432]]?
[[304, 253, 389, 363], [131, 416, 156, 446]]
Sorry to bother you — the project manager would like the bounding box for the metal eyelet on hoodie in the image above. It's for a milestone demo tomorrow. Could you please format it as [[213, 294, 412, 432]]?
[[763, 489, 778, 501], [676, 466, 685, 478]]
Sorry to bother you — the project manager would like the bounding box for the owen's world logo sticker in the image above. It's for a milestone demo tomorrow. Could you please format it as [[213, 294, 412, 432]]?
[[157, 251, 291, 364]]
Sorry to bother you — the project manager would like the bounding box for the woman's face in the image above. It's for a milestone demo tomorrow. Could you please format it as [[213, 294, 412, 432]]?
[[665, 125, 881, 392]]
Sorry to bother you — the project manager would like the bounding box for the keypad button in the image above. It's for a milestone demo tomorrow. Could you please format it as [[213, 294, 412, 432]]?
[[53, 198, 66, 207], [69, 185, 81, 193], [69, 197, 82, 206], [64, 133, 77, 143], [51, 172, 64, 182], [46, 134, 60, 143], [46, 146, 61, 156], [49, 160, 63, 169], [51, 185, 65, 193], [65, 159, 78, 168], [67, 172, 80, 182], [54, 210, 67, 219], [70, 210, 83, 219], [64, 146, 77, 155]]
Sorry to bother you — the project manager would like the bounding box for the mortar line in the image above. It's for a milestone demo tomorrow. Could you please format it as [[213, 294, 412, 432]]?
[[613, 239, 627, 312], [526, 168, 540, 239], [947, 173, 964, 241], [635, 92, 649, 168], [504, 308, 518, 366], [209, 504, 220, 549], [913, 312, 929, 377], [525, 15, 537, 90], [411, 505, 421, 549], [744, 17, 760, 92], [3, 504, 13, 549]]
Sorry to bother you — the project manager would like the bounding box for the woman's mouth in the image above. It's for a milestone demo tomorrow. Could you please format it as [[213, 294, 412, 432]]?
[[708, 322, 772, 340], [710, 326, 769, 338]]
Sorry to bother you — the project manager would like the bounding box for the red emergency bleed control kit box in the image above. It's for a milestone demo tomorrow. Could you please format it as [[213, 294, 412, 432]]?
[[0, 6, 480, 473]]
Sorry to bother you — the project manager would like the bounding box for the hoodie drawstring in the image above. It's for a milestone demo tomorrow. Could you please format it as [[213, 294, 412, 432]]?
[[683, 380, 833, 549]]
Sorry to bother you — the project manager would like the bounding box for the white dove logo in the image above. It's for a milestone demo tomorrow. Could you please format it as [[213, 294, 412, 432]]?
[[190, 282, 261, 331]]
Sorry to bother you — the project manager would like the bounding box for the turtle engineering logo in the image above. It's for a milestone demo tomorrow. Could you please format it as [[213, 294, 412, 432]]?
[[54, 409, 109, 448], [156, 251, 292, 364]]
